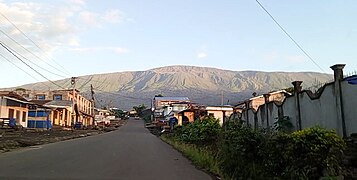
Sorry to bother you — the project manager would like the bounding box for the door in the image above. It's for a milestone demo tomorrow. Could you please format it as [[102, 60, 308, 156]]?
[[8, 109, 14, 119]]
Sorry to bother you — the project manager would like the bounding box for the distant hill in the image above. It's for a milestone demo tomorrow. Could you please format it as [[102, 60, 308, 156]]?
[[4, 66, 333, 110]]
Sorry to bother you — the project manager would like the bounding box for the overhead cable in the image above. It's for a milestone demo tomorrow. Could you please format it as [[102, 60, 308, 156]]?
[[255, 0, 326, 73], [0, 13, 72, 76], [0, 26, 68, 78], [0, 42, 65, 90]]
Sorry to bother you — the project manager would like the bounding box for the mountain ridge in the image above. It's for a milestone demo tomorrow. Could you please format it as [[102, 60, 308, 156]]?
[[2, 65, 333, 110]]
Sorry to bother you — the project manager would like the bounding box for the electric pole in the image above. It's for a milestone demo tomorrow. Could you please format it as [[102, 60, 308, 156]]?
[[71, 77, 77, 126], [90, 84, 95, 126]]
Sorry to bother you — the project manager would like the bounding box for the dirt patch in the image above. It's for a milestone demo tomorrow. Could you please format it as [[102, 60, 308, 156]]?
[[0, 120, 127, 153]]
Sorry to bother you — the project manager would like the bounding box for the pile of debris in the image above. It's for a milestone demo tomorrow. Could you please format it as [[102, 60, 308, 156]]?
[[0, 120, 127, 153]]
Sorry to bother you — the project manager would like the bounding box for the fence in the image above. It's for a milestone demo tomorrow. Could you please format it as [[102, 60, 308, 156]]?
[[241, 64, 357, 137]]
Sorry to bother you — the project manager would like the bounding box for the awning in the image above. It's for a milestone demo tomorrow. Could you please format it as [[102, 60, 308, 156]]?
[[3, 96, 32, 104]]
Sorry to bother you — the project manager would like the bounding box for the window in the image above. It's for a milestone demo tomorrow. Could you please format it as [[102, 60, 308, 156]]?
[[53, 95, 62, 100], [22, 112, 27, 122], [37, 94, 46, 100]]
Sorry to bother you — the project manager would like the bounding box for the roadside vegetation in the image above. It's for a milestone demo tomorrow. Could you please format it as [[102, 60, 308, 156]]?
[[161, 116, 347, 179]]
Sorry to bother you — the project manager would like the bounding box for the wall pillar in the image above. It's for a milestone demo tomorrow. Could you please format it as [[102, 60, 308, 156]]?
[[263, 94, 271, 129], [292, 81, 303, 130], [330, 64, 347, 137], [222, 110, 226, 125], [244, 100, 250, 126]]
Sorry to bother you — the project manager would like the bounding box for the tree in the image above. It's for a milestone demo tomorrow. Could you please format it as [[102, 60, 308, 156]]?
[[133, 104, 147, 117], [111, 109, 127, 119]]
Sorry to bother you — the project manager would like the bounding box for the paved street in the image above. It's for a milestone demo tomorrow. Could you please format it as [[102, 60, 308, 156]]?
[[0, 120, 211, 180]]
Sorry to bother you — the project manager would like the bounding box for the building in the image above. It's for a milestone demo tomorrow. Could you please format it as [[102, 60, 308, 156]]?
[[177, 105, 206, 125], [15, 89, 94, 127], [206, 106, 234, 126], [27, 102, 52, 129], [236, 90, 290, 111], [163, 102, 190, 121], [0, 91, 30, 127], [152, 96, 190, 121]]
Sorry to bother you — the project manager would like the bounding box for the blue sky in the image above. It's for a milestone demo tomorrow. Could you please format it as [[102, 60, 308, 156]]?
[[0, 0, 356, 88]]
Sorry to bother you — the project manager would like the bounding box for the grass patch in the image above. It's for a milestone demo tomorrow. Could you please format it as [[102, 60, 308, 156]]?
[[161, 134, 222, 178]]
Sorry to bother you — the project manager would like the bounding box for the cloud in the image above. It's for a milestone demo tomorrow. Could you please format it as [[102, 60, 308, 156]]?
[[287, 55, 306, 63], [0, 1, 128, 57], [79, 11, 100, 27], [103, 9, 124, 23], [196, 45, 208, 59], [67, 37, 80, 46], [263, 51, 279, 63], [71, 46, 129, 54], [197, 52, 208, 59], [69, 0, 86, 6]]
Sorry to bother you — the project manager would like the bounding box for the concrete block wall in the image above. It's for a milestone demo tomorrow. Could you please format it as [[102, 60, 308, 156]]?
[[241, 64, 357, 137]]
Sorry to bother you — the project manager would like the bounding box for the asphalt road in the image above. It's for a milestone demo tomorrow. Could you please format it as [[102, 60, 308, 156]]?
[[0, 119, 211, 180]]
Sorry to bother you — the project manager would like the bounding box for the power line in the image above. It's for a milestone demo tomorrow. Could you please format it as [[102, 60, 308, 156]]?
[[0, 42, 65, 90], [255, 0, 326, 73], [0, 52, 52, 88], [0, 13, 72, 76], [0, 53, 39, 81], [78, 76, 93, 90], [0, 25, 68, 78], [93, 88, 151, 101], [0, 39, 67, 78]]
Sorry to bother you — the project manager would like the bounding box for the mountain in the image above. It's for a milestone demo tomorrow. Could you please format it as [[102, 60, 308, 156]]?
[[5, 66, 333, 110]]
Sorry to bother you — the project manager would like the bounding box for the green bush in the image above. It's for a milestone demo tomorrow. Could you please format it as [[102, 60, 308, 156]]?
[[284, 126, 346, 179], [218, 124, 346, 179], [173, 116, 221, 146], [218, 120, 267, 179], [168, 116, 346, 179]]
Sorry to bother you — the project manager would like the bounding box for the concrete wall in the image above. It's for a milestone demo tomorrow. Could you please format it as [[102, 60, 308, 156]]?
[[341, 80, 357, 136], [207, 110, 233, 126], [241, 75, 357, 137]]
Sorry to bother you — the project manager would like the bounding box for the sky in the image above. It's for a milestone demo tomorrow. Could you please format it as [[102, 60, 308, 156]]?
[[0, 0, 356, 88]]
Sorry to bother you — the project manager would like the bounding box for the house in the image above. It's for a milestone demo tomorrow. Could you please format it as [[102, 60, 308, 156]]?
[[163, 102, 191, 122], [236, 90, 290, 111], [152, 96, 190, 122], [14, 89, 94, 127], [43, 100, 73, 127], [27, 102, 52, 129], [206, 106, 234, 126], [177, 104, 206, 125], [0, 91, 31, 127], [94, 108, 111, 125]]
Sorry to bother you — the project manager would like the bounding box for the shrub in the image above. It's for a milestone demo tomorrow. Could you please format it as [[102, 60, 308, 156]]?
[[173, 116, 221, 146], [218, 121, 267, 179], [284, 126, 346, 179], [218, 124, 346, 179]]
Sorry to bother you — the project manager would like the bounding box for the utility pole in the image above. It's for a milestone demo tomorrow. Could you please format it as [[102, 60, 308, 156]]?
[[221, 90, 224, 106], [71, 77, 77, 126], [90, 84, 95, 126]]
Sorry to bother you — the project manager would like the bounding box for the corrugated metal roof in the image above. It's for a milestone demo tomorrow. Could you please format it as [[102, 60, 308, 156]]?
[[44, 100, 72, 108], [154, 96, 190, 101]]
